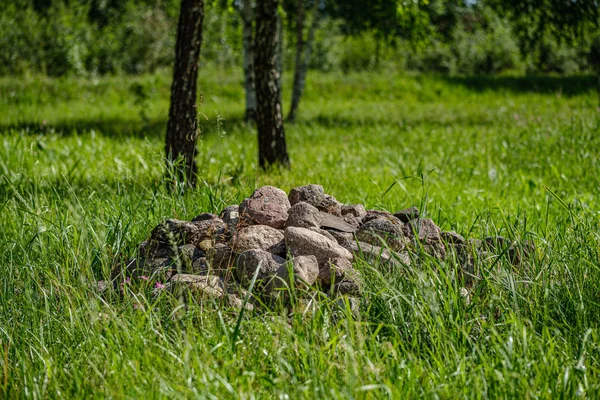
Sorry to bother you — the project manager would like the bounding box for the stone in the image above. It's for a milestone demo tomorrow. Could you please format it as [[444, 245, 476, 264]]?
[[483, 236, 535, 265], [348, 241, 410, 267], [219, 205, 240, 235], [319, 212, 358, 232], [308, 227, 338, 243], [267, 255, 320, 294], [393, 206, 419, 223], [341, 204, 367, 219], [285, 202, 322, 229], [326, 230, 354, 249], [332, 296, 360, 319], [192, 213, 220, 222], [318, 256, 354, 286], [361, 210, 394, 224], [239, 186, 291, 229], [288, 184, 325, 207], [316, 194, 343, 216], [356, 217, 405, 251], [284, 227, 353, 268], [194, 217, 229, 243], [333, 278, 362, 297], [209, 243, 236, 280], [403, 218, 446, 259], [232, 225, 286, 256], [441, 231, 466, 245], [167, 274, 225, 300], [236, 249, 285, 286], [150, 219, 201, 246]]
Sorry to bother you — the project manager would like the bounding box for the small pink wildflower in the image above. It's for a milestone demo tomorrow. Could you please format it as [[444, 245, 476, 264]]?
[[140, 275, 149, 281], [154, 282, 165, 289]]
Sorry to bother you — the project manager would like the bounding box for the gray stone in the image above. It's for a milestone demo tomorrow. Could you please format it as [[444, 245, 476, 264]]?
[[356, 217, 405, 251], [284, 227, 353, 269], [285, 202, 322, 229], [288, 184, 325, 207], [268, 255, 320, 294], [361, 210, 394, 224], [319, 212, 358, 232], [316, 194, 343, 216], [167, 274, 225, 300], [404, 218, 446, 259], [239, 186, 291, 229], [209, 243, 236, 280], [341, 204, 367, 219], [333, 278, 362, 297], [150, 219, 202, 246], [348, 241, 410, 267], [318, 256, 354, 286], [194, 217, 228, 243], [326, 230, 354, 249], [304, 227, 337, 243], [441, 230, 466, 245], [236, 249, 285, 286], [192, 213, 220, 222], [232, 225, 286, 256], [219, 205, 240, 235], [393, 206, 419, 223]]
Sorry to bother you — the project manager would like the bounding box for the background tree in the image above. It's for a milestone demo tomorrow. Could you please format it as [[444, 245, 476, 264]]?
[[287, 0, 323, 122], [165, 0, 205, 186], [232, 0, 257, 122], [254, 0, 290, 168]]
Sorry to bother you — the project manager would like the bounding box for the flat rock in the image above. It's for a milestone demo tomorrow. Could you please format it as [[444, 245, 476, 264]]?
[[356, 217, 405, 251], [285, 202, 322, 229], [232, 225, 286, 256], [319, 212, 358, 232], [288, 184, 325, 207], [239, 186, 291, 229], [284, 227, 353, 268]]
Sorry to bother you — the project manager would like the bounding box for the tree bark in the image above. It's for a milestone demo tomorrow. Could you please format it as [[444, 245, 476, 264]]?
[[255, 0, 290, 169], [165, 0, 205, 186], [288, 0, 322, 122], [241, 0, 256, 122]]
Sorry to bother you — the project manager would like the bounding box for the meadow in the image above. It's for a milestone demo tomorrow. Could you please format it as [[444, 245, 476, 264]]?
[[1, 68, 600, 398]]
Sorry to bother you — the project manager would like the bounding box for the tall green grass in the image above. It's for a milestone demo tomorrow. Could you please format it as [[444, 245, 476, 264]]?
[[1, 69, 599, 398]]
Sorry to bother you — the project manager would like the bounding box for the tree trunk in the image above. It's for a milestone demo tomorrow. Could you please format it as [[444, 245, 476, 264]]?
[[276, 9, 284, 103], [288, 0, 322, 122], [165, 0, 205, 186], [255, 0, 290, 169], [241, 0, 256, 122]]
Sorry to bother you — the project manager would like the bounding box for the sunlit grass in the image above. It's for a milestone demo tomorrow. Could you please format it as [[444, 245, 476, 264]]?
[[1, 68, 600, 397]]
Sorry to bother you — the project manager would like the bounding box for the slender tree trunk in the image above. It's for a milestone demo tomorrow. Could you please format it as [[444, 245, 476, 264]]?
[[165, 0, 205, 186], [288, 0, 322, 122], [241, 0, 256, 122], [275, 10, 283, 104], [255, 0, 289, 169]]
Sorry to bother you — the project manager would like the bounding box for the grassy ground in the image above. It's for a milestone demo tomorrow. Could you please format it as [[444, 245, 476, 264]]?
[[1, 68, 600, 398]]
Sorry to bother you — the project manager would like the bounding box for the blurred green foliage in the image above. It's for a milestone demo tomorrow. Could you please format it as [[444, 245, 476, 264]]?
[[0, 0, 596, 77]]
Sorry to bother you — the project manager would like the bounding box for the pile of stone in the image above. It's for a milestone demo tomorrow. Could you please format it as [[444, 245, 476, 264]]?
[[124, 184, 533, 311]]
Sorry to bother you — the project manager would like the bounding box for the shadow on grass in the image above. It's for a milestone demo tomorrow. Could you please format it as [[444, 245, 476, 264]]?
[[444, 75, 597, 96], [0, 114, 250, 139]]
